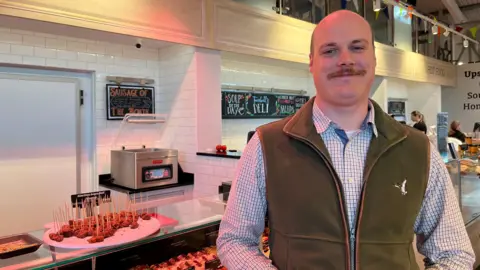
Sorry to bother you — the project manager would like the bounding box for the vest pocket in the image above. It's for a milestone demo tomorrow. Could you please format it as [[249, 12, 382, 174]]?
[[285, 235, 347, 270], [269, 230, 288, 270], [358, 242, 418, 270]]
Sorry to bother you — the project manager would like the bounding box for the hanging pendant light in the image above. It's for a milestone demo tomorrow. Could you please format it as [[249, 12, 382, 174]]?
[[373, 0, 381, 11]]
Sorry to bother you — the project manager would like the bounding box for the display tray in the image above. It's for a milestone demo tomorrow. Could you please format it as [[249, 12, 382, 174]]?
[[96, 223, 221, 270], [0, 234, 42, 259], [43, 218, 160, 249], [45, 214, 178, 230]]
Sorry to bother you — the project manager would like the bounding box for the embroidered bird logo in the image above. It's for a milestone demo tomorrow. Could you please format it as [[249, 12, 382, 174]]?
[[394, 179, 408, 195]]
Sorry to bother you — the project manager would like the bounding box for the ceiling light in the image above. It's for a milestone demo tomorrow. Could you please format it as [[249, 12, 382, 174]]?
[[374, 0, 381, 11], [431, 25, 438, 35], [464, 39, 469, 47]]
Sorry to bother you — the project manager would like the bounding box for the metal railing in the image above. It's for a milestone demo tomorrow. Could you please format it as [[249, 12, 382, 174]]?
[[231, 0, 480, 64]]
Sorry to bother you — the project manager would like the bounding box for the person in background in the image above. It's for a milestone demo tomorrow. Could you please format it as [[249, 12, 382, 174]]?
[[216, 9, 474, 269], [473, 122, 480, 133], [411, 110, 427, 134], [449, 120, 466, 143]]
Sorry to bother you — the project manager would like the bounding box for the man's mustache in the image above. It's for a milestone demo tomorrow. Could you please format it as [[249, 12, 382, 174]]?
[[327, 68, 367, 79]]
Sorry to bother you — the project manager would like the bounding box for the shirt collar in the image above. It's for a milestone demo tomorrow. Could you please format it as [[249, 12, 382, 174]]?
[[312, 100, 378, 137]]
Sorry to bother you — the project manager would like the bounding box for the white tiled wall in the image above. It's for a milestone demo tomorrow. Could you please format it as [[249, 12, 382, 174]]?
[[191, 53, 317, 197], [194, 156, 238, 197], [0, 27, 318, 197], [0, 27, 197, 175], [221, 52, 315, 151]]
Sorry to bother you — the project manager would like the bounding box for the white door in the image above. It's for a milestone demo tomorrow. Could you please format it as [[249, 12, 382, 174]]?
[[0, 74, 80, 236]]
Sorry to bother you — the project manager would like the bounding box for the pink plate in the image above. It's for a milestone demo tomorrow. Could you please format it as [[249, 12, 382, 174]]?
[[42, 218, 160, 249]]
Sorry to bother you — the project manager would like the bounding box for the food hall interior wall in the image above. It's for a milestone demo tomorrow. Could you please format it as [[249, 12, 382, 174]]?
[[0, 25, 198, 180], [370, 76, 442, 128], [220, 52, 316, 151]]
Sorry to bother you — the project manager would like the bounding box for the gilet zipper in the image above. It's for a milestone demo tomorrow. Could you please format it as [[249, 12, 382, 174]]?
[[352, 135, 406, 269], [350, 229, 356, 270], [286, 133, 352, 270]]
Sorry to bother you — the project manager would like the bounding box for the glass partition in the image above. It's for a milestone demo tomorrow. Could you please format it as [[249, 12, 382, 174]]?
[[228, 0, 458, 64], [447, 157, 480, 225], [282, 0, 327, 24], [327, 0, 364, 17], [365, 6, 392, 46], [393, 6, 412, 51], [231, 0, 278, 13], [461, 173, 480, 225], [0, 194, 226, 270], [412, 19, 453, 63]]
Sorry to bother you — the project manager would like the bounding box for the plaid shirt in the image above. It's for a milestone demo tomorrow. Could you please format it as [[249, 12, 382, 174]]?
[[217, 102, 475, 269]]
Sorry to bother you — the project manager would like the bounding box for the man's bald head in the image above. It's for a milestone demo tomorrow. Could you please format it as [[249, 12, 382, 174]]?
[[308, 9, 377, 110], [310, 10, 375, 57]]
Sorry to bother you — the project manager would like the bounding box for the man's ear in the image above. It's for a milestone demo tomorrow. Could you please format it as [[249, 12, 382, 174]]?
[[309, 53, 313, 73]]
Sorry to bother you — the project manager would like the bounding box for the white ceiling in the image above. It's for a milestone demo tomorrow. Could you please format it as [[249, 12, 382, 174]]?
[[0, 15, 173, 49]]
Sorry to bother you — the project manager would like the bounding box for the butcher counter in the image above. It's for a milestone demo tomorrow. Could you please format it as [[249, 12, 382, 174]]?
[[0, 193, 226, 270]]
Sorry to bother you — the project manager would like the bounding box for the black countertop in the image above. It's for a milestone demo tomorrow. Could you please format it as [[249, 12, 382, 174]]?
[[99, 165, 194, 194], [196, 151, 241, 159]]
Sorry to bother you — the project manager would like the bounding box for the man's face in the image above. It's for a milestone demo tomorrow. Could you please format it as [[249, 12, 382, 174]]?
[[309, 15, 376, 107]]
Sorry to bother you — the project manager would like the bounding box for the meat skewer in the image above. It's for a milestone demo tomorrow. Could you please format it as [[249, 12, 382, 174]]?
[[53, 211, 57, 233], [49, 192, 153, 245]]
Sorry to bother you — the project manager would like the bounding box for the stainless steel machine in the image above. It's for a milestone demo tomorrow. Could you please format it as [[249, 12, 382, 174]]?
[[110, 148, 178, 190]]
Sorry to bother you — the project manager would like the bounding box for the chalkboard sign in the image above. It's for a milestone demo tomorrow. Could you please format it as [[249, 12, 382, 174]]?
[[221, 91, 309, 119], [106, 84, 155, 120]]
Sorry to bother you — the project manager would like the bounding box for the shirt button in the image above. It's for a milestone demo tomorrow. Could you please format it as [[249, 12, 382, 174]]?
[[348, 178, 354, 182]]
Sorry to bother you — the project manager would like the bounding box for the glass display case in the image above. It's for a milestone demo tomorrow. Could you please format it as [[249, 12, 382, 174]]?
[[2, 161, 479, 270], [0, 194, 227, 270], [446, 159, 480, 225]]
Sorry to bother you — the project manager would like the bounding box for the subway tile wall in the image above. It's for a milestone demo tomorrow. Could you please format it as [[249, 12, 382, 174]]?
[[0, 27, 319, 197], [0, 27, 197, 176], [191, 52, 317, 197], [220, 52, 316, 151], [194, 156, 238, 197]]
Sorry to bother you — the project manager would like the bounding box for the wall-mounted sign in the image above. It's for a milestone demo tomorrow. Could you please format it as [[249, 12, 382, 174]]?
[[221, 91, 309, 119], [106, 84, 155, 120], [441, 63, 480, 131], [464, 70, 480, 80], [436, 112, 449, 161], [388, 99, 407, 122], [458, 68, 480, 111], [414, 57, 456, 86], [427, 65, 446, 78]]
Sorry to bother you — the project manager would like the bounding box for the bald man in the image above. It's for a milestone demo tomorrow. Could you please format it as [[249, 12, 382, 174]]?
[[216, 10, 474, 269]]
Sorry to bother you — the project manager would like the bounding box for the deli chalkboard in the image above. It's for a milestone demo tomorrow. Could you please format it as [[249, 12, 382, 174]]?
[[221, 91, 309, 119], [106, 84, 155, 120]]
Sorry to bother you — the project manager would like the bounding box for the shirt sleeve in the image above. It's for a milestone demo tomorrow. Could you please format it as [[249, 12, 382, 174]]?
[[414, 143, 476, 269], [216, 132, 277, 269]]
